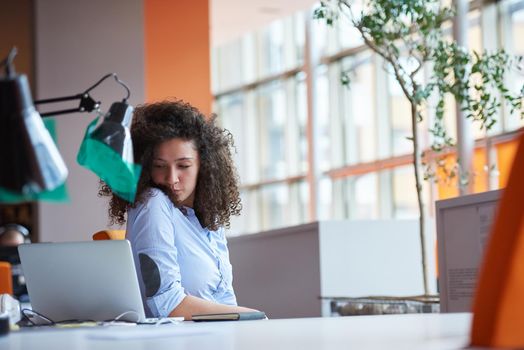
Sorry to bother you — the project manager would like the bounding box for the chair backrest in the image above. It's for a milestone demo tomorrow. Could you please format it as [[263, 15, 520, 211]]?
[[0, 261, 13, 295], [92, 230, 126, 241]]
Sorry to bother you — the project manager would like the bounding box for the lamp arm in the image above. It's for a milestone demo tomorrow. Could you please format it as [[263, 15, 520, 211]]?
[[35, 93, 83, 104], [33, 73, 131, 118], [83, 73, 131, 102], [3, 48, 131, 118], [39, 108, 88, 117], [35, 93, 100, 118]]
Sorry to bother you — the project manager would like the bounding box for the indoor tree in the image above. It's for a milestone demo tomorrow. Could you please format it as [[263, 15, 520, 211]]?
[[314, 0, 523, 296]]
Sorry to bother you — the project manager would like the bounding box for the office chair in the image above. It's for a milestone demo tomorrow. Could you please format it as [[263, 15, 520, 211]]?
[[92, 230, 126, 241], [0, 262, 13, 295]]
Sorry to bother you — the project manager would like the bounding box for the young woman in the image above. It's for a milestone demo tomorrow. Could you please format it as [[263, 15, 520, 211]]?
[[100, 100, 256, 319]]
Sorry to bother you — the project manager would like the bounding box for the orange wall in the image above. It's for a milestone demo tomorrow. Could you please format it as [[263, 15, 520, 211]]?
[[437, 138, 520, 200], [497, 140, 519, 188], [144, 0, 211, 115]]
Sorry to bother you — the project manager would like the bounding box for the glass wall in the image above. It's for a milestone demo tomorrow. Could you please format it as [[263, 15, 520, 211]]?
[[213, 0, 524, 235], [502, 0, 524, 130]]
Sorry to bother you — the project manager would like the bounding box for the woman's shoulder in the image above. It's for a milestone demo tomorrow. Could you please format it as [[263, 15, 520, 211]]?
[[127, 188, 181, 232], [132, 187, 173, 212], [210, 226, 227, 240]]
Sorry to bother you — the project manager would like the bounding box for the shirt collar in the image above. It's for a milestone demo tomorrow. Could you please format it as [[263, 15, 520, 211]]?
[[180, 206, 195, 217]]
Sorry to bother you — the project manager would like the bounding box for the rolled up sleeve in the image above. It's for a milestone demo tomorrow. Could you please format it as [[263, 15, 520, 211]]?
[[146, 281, 186, 318], [130, 191, 187, 318]]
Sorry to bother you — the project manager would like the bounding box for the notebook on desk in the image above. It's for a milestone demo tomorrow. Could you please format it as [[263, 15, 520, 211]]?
[[18, 240, 147, 324]]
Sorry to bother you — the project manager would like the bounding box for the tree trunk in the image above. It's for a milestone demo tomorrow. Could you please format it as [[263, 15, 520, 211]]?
[[410, 99, 429, 296]]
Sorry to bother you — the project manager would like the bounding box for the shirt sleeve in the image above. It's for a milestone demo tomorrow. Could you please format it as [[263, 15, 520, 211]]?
[[131, 192, 187, 317], [215, 227, 238, 306], [219, 286, 238, 306]]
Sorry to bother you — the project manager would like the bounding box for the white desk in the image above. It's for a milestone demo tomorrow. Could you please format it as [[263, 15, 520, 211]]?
[[1, 313, 480, 350]]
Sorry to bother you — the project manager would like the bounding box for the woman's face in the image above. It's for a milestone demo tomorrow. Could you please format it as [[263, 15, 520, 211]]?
[[151, 138, 200, 208]]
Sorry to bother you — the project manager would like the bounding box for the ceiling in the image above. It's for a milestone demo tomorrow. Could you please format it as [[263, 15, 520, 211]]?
[[210, 0, 317, 47]]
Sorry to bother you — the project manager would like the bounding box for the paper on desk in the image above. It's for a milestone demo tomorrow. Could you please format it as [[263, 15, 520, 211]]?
[[87, 326, 212, 340]]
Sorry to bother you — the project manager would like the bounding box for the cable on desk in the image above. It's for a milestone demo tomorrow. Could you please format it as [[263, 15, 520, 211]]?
[[20, 309, 183, 327], [105, 310, 140, 325], [21, 309, 55, 326], [152, 317, 183, 326], [20, 309, 141, 327]]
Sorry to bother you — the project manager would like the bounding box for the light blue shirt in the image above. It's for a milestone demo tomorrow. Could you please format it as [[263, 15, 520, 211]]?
[[126, 188, 237, 317]]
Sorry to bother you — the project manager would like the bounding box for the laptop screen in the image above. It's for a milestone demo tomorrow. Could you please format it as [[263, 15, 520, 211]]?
[[18, 240, 146, 323]]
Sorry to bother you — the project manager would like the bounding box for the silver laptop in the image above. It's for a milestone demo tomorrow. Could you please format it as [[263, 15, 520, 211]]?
[[18, 240, 146, 323]]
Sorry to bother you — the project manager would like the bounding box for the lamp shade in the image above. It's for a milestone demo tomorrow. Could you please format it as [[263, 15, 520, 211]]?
[[77, 101, 141, 202], [91, 101, 134, 160], [0, 73, 68, 194]]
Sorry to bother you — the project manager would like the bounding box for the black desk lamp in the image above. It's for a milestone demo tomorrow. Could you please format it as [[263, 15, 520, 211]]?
[[0, 47, 140, 203], [0, 48, 67, 195]]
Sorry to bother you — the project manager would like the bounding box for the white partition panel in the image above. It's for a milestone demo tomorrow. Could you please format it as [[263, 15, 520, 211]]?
[[229, 219, 434, 319], [319, 220, 425, 298], [228, 223, 322, 319]]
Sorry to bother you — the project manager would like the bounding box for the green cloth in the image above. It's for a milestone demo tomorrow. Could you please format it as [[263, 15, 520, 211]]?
[[77, 116, 141, 202], [0, 118, 70, 203]]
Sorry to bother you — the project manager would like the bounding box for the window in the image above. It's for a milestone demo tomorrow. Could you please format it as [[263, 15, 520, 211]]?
[[213, 0, 524, 235], [339, 53, 376, 164], [393, 166, 418, 219], [501, 0, 524, 131]]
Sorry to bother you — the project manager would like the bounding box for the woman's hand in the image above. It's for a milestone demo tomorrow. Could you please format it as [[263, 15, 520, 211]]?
[[169, 295, 258, 320]]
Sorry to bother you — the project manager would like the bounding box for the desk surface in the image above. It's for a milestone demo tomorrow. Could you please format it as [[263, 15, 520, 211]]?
[[1, 313, 483, 350]]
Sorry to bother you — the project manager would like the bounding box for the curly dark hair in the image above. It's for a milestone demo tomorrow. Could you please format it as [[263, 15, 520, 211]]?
[[99, 99, 242, 231]]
